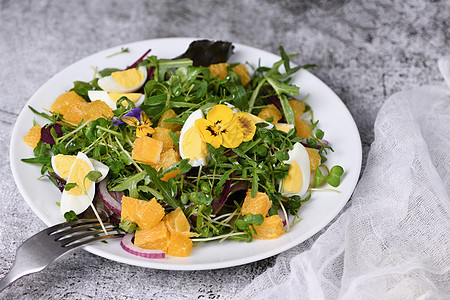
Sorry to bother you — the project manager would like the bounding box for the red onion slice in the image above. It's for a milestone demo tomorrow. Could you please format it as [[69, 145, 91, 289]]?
[[98, 179, 122, 215], [120, 233, 165, 259]]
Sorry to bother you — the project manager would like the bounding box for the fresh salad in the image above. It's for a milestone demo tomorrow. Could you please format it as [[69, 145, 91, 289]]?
[[22, 40, 344, 258]]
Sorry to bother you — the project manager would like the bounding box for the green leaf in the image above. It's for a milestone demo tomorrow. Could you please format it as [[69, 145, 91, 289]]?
[[228, 85, 249, 111], [314, 167, 326, 187], [138, 186, 164, 200], [141, 164, 181, 209], [98, 68, 122, 77], [119, 220, 139, 233], [315, 129, 324, 140], [64, 211, 78, 222], [64, 183, 77, 191], [86, 170, 102, 182], [169, 131, 179, 147], [327, 165, 344, 187], [243, 213, 264, 226], [110, 171, 147, 198]]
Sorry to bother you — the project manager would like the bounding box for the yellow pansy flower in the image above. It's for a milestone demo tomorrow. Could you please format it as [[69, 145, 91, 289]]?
[[122, 110, 156, 138], [194, 104, 256, 149]]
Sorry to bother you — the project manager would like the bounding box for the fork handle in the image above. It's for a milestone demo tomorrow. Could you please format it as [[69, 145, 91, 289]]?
[[0, 268, 27, 293]]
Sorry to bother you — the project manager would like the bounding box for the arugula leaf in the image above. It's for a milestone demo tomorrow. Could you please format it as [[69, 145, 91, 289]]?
[[141, 164, 181, 209]]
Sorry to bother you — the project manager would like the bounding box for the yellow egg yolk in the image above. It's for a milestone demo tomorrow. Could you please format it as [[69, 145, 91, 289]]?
[[182, 126, 208, 161], [53, 154, 76, 179], [111, 69, 144, 88], [275, 124, 292, 133], [283, 161, 302, 194], [67, 158, 93, 196], [109, 93, 142, 105]]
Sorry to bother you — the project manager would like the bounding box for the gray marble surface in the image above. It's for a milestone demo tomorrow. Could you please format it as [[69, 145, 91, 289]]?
[[0, 0, 448, 299]]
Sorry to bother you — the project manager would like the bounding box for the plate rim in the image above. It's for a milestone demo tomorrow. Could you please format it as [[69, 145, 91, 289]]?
[[10, 37, 362, 270]]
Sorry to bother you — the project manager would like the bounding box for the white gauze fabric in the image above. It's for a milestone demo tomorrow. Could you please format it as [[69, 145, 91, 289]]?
[[235, 56, 450, 300]]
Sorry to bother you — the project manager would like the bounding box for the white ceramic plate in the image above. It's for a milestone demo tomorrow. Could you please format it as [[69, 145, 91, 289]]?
[[10, 38, 362, 270]]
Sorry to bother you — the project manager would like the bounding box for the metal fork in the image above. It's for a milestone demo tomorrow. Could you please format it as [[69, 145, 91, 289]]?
[[0, 219, 124, 292]]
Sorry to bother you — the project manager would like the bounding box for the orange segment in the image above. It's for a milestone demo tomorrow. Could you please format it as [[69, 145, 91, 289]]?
[[121, 196, 165, 230], [81, 100, 114, 122], [152, 127, 174, 152], [241, 190, 272, 217], [231, 64, 251, 85], [167, 231, 193, 257], [289, 100, 306, 120], [305, 148, 321, 173], [295, 119, 312, 138], [134, 221, 170, 252], [154, 148, 180, 181], [253, 215, 285, 240], [163, 207, 190, 233], [157, 109, 182, 132], [50, 91, 86, 124], [131, 136, 163, 165], [258, 104, 282, 124], [208, 63, 229, 80], [23, 124, 41, 148]]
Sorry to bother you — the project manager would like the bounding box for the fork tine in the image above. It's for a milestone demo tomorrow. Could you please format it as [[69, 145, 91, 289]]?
[[50, 222, 115, 239], [65, 233, 124, 250], [46, 219, 101, 234], [58, 227, 118, 247]]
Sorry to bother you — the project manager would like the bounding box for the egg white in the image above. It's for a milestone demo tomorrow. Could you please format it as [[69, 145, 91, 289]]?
[[59, 152, 96, 215], [51, 154, 109, 182], [179, 109, 209, 166], [282, 142, 311, 197], [98, 66, 147, 93]]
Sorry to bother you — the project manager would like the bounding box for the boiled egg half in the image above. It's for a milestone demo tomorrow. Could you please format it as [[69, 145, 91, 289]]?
[[98, 66, 147, 93], [179, 109, 209, 166], [51, 153, 109, 215], [282, 142, 311, 198], [87, 90, 145, 110]]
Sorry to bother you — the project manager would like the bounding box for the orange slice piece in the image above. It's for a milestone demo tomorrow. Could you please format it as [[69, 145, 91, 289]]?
[[23, 124, 41, 148], [134, 221, 170, 252], [121, 196, 165, 230], [131, 136, 163, 165], [241, 190, 272, 217], [253, 215, 285, 240], [50, 91, 86, 124]]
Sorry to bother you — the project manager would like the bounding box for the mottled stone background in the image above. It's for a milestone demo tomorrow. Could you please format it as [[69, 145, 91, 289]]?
[[0, 0, 448, 299]]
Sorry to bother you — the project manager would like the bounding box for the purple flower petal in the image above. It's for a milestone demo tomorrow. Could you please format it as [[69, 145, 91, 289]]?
[[113, 107, 142, 126]]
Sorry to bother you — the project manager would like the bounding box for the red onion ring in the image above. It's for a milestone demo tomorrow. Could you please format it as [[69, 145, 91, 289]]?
[[120, 233, 165, 259], [98, 179, 122, 215]]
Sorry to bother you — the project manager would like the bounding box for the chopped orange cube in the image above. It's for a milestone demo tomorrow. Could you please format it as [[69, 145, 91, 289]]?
[[163, 207, 190, 233], [50, 91, 86, 124], [167, 231, 193, 257], [23, 124, 41, 148], [121, 196, 165, 230], [153, 148, 180, 182], [157, 109, 182, 132], [295, 119, 312, 138], [289, 100, 306, 120], [258, 104, 282, 124], [131, 136, 163, 165], [208, 62, 229, 80], [134, 221, 170, 252], [231, 64, 251, 85], [241, 190, 272, 217], [253, 215, 285, 240], [81, 100, 114, 123], [152, 127, 174, 152]]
